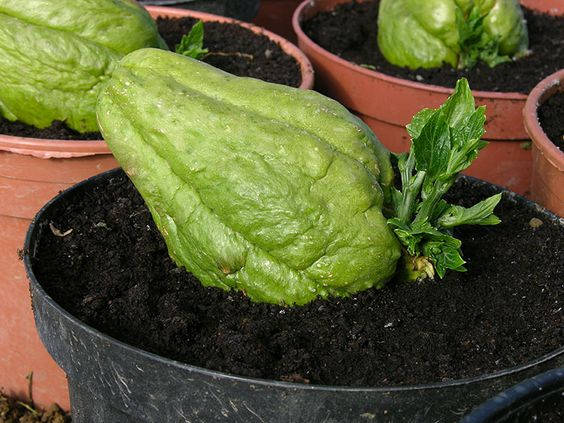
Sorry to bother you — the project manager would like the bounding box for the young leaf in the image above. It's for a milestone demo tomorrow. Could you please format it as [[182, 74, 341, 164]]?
[[437, 193, 502, 228], [386, 78, 501, 282], [456, 2, 511, 69], [412, 111, 451, 180], [406, 108, 435, 139], [423, 240, 467, 278], [175, 20, 208, 60], [439, 78, 475, 128]]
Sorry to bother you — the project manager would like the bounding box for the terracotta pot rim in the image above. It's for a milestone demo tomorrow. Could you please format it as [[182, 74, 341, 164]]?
[[520, 0, 564, 16], [523, 69, 564, 171], [292, 0, 527, 101], [0, 5, 314, 158]]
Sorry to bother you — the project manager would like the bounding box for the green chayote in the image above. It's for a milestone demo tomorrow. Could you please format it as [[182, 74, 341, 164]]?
[[0, 0, 167, 133], [97, 48, 401, 305], [377, 0, 529, 69]]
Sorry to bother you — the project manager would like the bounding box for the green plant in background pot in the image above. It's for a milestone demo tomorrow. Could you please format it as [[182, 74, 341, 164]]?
[[97, 48, 501, 305], [0, 0, 167, 133], [377, 0, 529, 70]]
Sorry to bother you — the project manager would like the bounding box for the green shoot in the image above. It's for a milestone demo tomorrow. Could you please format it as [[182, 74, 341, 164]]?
[[175, 20, 208, 60], [387, 78, 501, 281]]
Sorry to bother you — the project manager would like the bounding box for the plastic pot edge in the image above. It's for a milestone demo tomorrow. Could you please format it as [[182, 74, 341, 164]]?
[[23, 167, 564, 395]]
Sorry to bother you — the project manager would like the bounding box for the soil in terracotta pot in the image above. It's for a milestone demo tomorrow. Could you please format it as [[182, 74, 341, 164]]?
[[31, 171, 563, 387], [302, 1, 564, 93], [0, 393, 69, 423], [538, 91, 564, 150], [1, 18, 301, 140], [156, 17, 301, 87]]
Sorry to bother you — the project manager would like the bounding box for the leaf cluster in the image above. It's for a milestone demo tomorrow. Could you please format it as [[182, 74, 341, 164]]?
[[387, 79, 501, 279], [175, 20, 208, 60], [456, 3, 510, 69]]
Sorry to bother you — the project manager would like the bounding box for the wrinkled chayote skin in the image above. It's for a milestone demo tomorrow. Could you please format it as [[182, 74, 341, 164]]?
[[377, 0, 529, 69], [97, 48, 401, 305], [0, 0, 167, 133]]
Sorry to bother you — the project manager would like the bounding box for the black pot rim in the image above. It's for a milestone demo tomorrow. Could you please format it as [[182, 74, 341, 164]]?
[[23, 167, 564, 394], [461, 367, 564, 422]]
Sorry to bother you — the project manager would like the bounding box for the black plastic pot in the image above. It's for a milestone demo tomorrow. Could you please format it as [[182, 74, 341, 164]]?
[[24, 169, 564, 422], [138, 0, 260, 21], [461, 368, 564, 422]]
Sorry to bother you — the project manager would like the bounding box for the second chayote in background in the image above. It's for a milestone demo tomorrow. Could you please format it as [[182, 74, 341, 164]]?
[[377, 0, 529, 69], [0, 0, 167, 132]]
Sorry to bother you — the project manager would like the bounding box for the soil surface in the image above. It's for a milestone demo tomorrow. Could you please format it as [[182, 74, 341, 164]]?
[[1, 18, 301, 140], [31, 170, 563, 388], [0, 393, 69, 423], [0, 119, 100, 141], [302, 1, 564, 93], [538, 91, 564, 150], [156, 17, 301, 87]]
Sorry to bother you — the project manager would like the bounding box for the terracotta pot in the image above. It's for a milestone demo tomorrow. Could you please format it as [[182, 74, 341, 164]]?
[[523, 69, 564, 217], [293, 0, 536, 195], [254, 0, 304, 43], [0, 6, 313, 411], [520, 0, 564, 15]]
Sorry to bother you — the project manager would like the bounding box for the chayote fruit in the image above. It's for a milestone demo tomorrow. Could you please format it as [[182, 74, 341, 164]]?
[[0, 0, 167, 133], [377, 0, 529, 69], [97, 48, 401, 305]]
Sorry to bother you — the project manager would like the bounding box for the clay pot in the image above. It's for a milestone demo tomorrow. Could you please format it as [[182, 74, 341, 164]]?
[[293, 0, 537, 195], [138, 0, 260, 21], [520, 0, 564, 15], [0, 6, 313, 411], [523, 69, 564, 217], [253, 0, 304, 43]]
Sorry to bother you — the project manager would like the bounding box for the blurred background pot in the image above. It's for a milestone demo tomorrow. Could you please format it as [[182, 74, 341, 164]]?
[[523, 69, 564, 217], [138, 0, 260, 21], [520, 0, 564, 15], [292, 0, 547, 195], [254, 0, 304, 43], [0, 5, 313, 411]]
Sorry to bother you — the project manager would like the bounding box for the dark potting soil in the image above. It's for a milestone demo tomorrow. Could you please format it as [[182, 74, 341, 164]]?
[[0, 393, 69, 423], [0, 119, 100, 141], [156, 17, 302, 87], [1, 18, 301, 140], [538, 91, 564, 150], [302, 1, 564, 93], [31, 171, 564, 387]]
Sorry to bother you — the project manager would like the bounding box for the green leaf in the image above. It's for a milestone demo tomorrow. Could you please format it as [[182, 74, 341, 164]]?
[[451, 106, 486, 149], [388, 218, 422, 255], [478, 38, 512, 68], [423, 240, 467, 278], [175, 20, 208, 60], [413, 111, 451, 179], [390, 187, 403, 217], [439, 79, 475, 128], [456, 3, 512, 69], [437, 193, 502, 228], [406, 108, 435, 139], [389, 78, 501, 282]]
